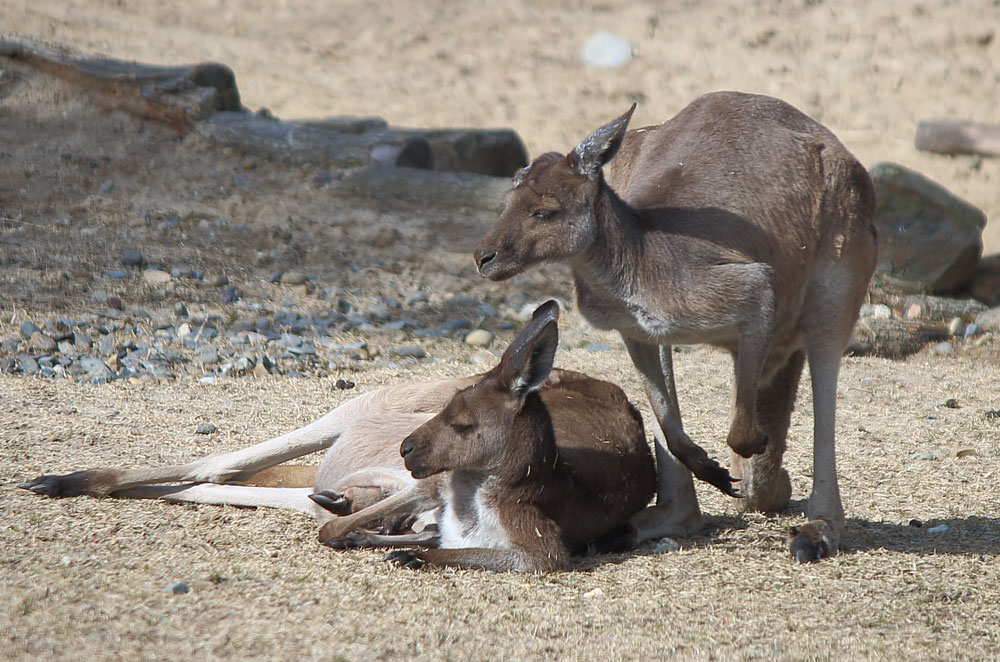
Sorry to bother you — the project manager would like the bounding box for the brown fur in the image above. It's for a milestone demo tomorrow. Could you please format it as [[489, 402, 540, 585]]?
[[474, 92, 878, 561]]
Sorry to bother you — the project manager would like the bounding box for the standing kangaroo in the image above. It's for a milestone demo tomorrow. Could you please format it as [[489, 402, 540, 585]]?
[[21, 302, 655, 572], [474, 91, 878, 562]]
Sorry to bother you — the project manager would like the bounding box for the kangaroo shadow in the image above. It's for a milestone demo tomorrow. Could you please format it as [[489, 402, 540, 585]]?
[[573, 506, 998, 571]]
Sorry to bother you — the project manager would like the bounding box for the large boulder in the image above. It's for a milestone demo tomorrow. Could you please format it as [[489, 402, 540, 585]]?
[[870, 162, 987, 295]]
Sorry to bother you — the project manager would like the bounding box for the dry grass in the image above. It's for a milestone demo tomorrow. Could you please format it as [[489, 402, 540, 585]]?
[[3, 346, 999, 661]]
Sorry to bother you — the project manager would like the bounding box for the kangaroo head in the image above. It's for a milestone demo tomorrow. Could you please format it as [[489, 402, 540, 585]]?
[[399, 301, 560, 479], [474, 105, 635, 281]]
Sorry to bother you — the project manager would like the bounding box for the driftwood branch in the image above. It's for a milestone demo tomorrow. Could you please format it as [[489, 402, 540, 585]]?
[[0, 37, 241, 131], [915, 121, 1000, 157]]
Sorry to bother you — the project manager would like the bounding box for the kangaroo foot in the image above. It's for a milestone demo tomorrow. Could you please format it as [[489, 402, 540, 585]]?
[[789, 520, 837, 563], [308, 490, 352, 515], [18, 469, 119, 498]]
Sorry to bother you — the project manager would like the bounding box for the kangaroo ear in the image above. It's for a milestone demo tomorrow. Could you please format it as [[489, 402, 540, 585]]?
[[497, 319, 558, 402], [568, 103, 636, 177], [530, 299, 560, 325]]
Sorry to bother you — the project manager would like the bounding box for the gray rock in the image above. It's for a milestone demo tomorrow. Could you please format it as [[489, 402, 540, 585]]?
[[57, 340, 74, 353], [19, 320, 40, 338], [121, 250, 145, 267], [174, 302, 189, 318], [163, 582, 190, 594], [976, 307, 1000, 332], [30, 331, 57, 352], [78, 355, 113, 379], [194, 345, 220, 364], [73, 332, 93, 349], [104, 269, 129, 279], [196, 423, 218, 435], [391, 345, 427, 359], [584, 342, 612, 353], [870, 162, 986, 294], [17, 354, 39, 375], [964, 323, 982, 338], [98, 335, 116, 357], [947, 317, 964, 336], [440, 319, 472, 333], [652, 537, 681, 554]]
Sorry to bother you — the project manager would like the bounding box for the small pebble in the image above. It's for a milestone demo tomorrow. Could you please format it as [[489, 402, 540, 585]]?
[[174, 302, 189, 318], [934, 341, 954, 356], [30, 331, 57, 352], [582, 588, 604, 599], [652, 537, 681, 554], [392, 345, 427, 359], [909, 451, 940, 461], [19, 321, 40, 338], [947, 317, 964, 336], [464, 329, 494, 348], [964, 323, 982, 339], [121, 250, 144, 267], [908, 519, 923, 528], [196, 423, 218, 435], [926, 524, 949, 534], [163, 582, 190, 595], [944, 398, 960, 409], [280, 271, 307, 286], [142, 269, 172, 285], [335, 379, 355, 390]]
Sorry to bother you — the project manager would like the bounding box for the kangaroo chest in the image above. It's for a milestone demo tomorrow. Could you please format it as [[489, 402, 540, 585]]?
[[573, 269, 741, 348], [438, 474, 512, 551]]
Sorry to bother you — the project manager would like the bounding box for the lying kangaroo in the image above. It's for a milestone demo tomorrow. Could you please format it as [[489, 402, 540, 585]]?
[[20, 301, 655, 572], [474, 92, 878, 562]]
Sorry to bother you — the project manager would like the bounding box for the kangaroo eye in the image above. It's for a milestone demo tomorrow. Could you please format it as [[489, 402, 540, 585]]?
[[532, 209, 557, 220], [450, 422, 475, 434]]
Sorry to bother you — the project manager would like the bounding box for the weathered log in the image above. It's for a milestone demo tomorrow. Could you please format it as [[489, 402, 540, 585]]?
[[297, 122, 529, 176], [392, 129, 528, 177], [329, 167, 511, 212], [901, 294, 988, 321], [195, 112, 433, 169], [0, 37, 241, 131], [848, 316, 949, 359], [915, 121, 1000, 157]]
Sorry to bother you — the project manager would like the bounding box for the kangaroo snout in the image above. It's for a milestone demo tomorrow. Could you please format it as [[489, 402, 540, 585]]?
[[474, 248, 497, 275]]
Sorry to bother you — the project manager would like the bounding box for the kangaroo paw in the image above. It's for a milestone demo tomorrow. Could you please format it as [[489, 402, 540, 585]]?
[[385, 550, 425, 569]]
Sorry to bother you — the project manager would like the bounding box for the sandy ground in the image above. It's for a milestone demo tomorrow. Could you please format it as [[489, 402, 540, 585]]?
[[6, 0, 1000, 253], [2, 1, 1000, 660]]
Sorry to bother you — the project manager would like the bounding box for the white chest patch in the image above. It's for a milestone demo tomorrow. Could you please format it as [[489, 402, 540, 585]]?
[[438, 479, 512, 551]]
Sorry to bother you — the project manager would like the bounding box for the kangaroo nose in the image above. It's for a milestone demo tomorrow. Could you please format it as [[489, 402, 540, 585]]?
[[400, 439, 415, 458], [475, 249, 496, 271]]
